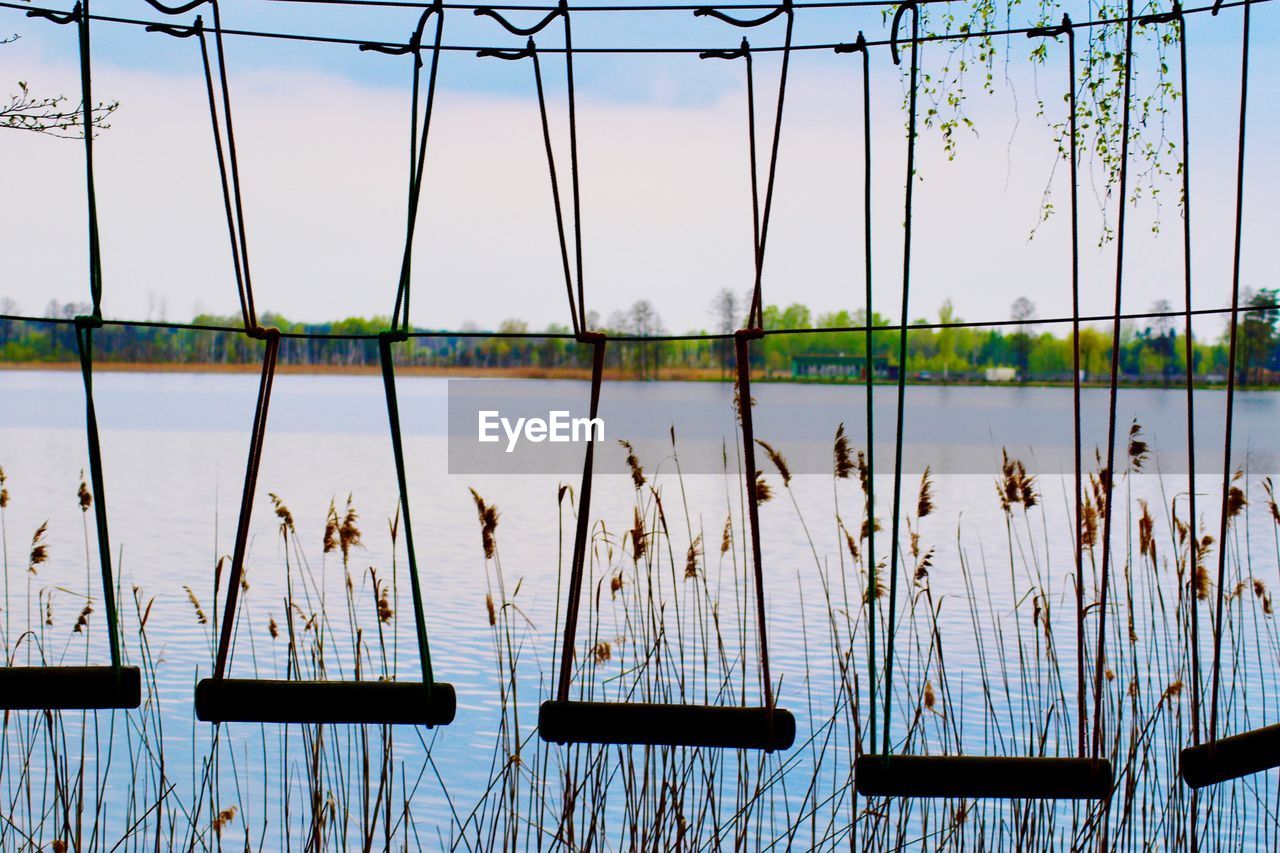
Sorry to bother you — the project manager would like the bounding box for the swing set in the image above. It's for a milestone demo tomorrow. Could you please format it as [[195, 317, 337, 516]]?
[[5, 0, 1278, 800]]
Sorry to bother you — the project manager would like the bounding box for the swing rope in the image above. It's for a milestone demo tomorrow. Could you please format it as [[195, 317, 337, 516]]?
[[471, 2, 602, 703], [212, 326, 280, 680], [833, 28, 876, 752], [880, 0, 918, 758], [75, 320, 123, 673], [24, 2, 124, 676], [530, 41, 582, 336], [1138, 0, 1200, 749], [1092, 0, 1135, 763], [142, 0, 257, 331], [1027, 11, 1088, 760], [380, 332, 437, 692], [555, 333, 605, 703], [136, 0, 282, 682], [475, 1, 585, 332], [362, 2, 446, 333], [1207, 0, 1251, 747], [696, 0, 794, 328], [361, 4, 451, 694], [697, 0, 794, 721], [1174, 3, 1199, 750]]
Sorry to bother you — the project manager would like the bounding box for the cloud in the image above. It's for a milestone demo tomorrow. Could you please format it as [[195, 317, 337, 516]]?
[[2, 35, 1274, 335]]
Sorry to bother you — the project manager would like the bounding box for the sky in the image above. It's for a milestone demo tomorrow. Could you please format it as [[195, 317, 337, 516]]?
[[1, 0, 1278, 335]]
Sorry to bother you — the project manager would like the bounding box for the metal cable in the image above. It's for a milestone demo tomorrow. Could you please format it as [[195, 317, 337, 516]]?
[[6, 0, 1271, 57]]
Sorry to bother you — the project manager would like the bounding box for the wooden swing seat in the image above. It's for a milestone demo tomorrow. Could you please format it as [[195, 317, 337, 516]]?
[[538, 700, 796, 751], [855, 754, 1113, 799], [0, 665, 141, 710], [195, 678, 456, 725], [1180, 723, 1280, 788]]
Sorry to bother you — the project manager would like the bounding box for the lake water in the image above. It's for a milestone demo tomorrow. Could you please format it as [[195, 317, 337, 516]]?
[[2, 369, 1278, 848]]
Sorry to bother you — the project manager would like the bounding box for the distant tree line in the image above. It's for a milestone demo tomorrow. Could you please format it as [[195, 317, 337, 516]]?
[[3, 289, 1278, 384]]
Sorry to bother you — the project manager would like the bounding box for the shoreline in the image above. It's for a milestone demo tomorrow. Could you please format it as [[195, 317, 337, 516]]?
[[0, 361, 1269, 389]]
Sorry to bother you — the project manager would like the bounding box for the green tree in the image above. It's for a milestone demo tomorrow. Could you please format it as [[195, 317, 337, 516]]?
[[1240, 289, 1279, 385]]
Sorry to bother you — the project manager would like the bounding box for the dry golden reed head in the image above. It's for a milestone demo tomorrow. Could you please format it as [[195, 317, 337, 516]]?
[[917, 467, 935, 519], [913, 547, 934, 583], [1127, 420, 1149, 471], [843, 526, 859, 564], [28, 520, 48, 574], [323, 500, 339, 554], [685, 534, 702, 579], [485, 593, 496, 627], [1193, 536, 1213, 601], [78, 472, 92, 512], [720, 514, 732, 555], [213, 805, 238, 837], [757, 440, 791, 488], [73, 603, 93, 633], [1138, 499, 1156, 563], [1262, 477, 1280, 526], [377, 585, 394, 624], [864, 559, 886, 603], [184, 585, 208, 625], [833, 423, 854, 480], [268, 492, 294, 536], [1226, 471, 1248, 522], [591, 641, 612, 664], [854, 450, 871, 496], [339, 495, 362, 561], [469, 488, 499, 559], [754, 470, 773, 504], [0, 465, 8, 509], [630, 507, 647, 561], [1081, 497, 1099, 550], [998, 450, 1037, 513], [268, 616, 279, 639], [619, 440, 646, 490]]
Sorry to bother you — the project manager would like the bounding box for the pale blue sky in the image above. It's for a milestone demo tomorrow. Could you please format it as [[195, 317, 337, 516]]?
[[2, 0, 1277, 333]]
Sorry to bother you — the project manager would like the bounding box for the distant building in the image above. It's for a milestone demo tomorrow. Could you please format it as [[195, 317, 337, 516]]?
[[984, 367, 1018, 382], [791, 354, 893, 380]]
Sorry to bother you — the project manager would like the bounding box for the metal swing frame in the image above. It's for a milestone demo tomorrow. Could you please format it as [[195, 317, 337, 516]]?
[[851, 4, 1113, 800], [1177, 0, 1277, 791], [467, 0, 796, 751], [1, 3, 141, 712], [192, 2, 455, 726]]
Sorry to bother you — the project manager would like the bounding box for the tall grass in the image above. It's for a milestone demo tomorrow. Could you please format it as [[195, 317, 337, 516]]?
[[1, 420, 1278, 849]]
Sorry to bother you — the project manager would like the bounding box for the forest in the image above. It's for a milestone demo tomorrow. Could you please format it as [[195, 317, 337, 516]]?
[[3, 290, 1277, 384]]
